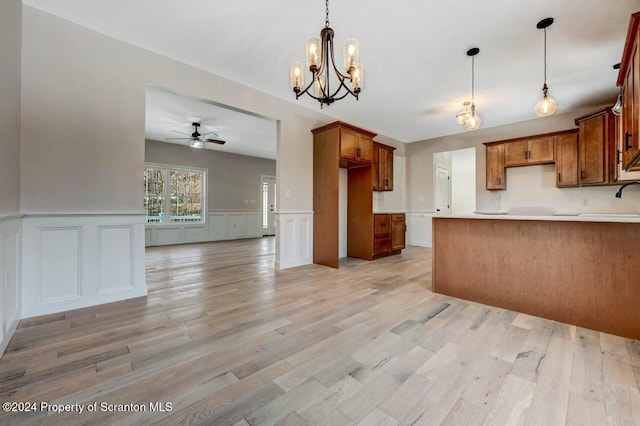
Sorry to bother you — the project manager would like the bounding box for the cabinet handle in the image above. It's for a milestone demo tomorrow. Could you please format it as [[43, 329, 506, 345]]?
[[498, 177, 502, 185], [580, 170, 585, 179], [558, 172, 562, 182], [528, 150, 532, 160], [357, 147, 361, 156], [625, 132, 632, 151], [525, 150, 528, 160], [385, 178, 389, 187]]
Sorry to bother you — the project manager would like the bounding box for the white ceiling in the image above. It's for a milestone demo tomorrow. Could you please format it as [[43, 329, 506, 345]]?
[[145, 86, 277, 160], [23, 0, 640, 144]]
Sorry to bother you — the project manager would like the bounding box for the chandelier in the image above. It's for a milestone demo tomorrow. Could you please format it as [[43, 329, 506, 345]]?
[[535, 17, 558, 117], [289, 0, 363, 108], [455, 48, 482, 131]]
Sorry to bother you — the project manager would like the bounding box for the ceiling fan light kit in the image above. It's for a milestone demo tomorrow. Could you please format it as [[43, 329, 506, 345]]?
[[535, 17, 558, 117], [289, 0, 363, 108], [456, 47, 482, 131]]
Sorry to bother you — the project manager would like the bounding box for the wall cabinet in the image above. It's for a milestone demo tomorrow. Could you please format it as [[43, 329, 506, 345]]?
[[575, 108, 615, 186], [485, 130, 577, 191], [555, 131, 579, 187], [372, 142, 395, 191], [618, 12, 640, 171], [373, 213, 405, 257], [485, 143, 505, 190], [504, 136, 555, 166], [339, 127, 372, 167]]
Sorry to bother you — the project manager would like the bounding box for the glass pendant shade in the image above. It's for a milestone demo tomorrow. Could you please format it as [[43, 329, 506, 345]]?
[[343, 38, 359, 71], [464, 105, 481, 130], [306, 37, 321, 69], [351, 64, 363, 91], [290, 62, 304, 91], [315, 74, 326, 98], [612, 89, 623, 116], [456, 102, 471, 124], [535, 88, 558, 117]]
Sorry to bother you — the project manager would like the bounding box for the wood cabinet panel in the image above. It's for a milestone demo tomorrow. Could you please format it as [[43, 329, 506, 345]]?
[[485, 144, 505, 190], [555, 132, 579, 187], [373, 213, 405, 257], [618, 12, 640, 170], [372, 142, 395, 191], [504, 141, 528, 166], [527, 137, 555, 164], [391, 217, 406, 251], [340, 128, 372, 165]]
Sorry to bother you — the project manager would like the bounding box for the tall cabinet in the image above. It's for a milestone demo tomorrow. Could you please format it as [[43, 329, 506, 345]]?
[[618, 12, 640, 171], [312, 121, 405, 268]]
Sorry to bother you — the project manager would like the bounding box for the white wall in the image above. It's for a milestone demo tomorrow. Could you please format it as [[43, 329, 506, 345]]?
[[451, 148, 476, 214], [0, 0, 22, 358]]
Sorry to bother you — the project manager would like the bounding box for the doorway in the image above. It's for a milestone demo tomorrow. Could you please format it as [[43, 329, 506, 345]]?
[[435, 166, 451, 214], [262, 175, 276, 236], [433, 148, 476, 215]]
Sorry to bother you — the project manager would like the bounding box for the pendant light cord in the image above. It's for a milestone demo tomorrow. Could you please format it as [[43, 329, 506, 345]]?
[[543, 28, 547, 84], [325, 0, 330, 27], [471, 55, 475, 104]]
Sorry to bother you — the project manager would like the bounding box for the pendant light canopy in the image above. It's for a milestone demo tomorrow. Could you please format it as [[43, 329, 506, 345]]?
[[456, 48, 481, 131], [612, 63, 623, 117], [535, 17, 558, 117]]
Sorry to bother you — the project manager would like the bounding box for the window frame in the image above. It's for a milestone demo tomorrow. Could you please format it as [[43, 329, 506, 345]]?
[[144, 162, 208, 227]]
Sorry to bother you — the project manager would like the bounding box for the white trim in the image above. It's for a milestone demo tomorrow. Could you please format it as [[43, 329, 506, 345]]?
[[0, 217, 21, 359]]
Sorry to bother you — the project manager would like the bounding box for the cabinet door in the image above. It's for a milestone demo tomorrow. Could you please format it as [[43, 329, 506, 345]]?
[[339, 128, 358, 160], [622, 41, 639, 170], [504, 141, 528, 166], [391, 215, 405, 251], [579, 114, 606, 185], [527, 137, 555, 164], [486, 144, 505, 190], [372, 145, 379, 190], [374, 214, 390, 238], [357, 134, 373, 163], [555, 133, 579, 187], [378, 148, 393, 190]]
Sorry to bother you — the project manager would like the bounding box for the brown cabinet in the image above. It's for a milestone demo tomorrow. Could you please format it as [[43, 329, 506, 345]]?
[[339, 126, 372, 166], [485, 143, 505, 190], [575, 108, 615, 186], [373, 142, 395, 191], [555, 131, 579, 187], [504, 137, 554, 167], [373, 213, 405, 257], [312, 121, 376, 268], [485, 130, 578, 190], [618, 12, 640, 171]]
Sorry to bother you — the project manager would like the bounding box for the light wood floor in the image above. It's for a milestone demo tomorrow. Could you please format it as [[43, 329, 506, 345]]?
[[1, 238, 639, 425]]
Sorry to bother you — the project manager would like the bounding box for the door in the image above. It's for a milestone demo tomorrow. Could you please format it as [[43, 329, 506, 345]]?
[[435, 166, 451, 214], [261, 176, 276, 236]]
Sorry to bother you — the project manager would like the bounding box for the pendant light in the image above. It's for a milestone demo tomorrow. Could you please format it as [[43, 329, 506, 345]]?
[[455, 48, 481, 131], [535, 17, 558, 117], [612, 63, 623, 116]]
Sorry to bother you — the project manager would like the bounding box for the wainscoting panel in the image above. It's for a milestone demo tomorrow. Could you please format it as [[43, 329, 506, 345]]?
[[98, 226, 133, 294], [406, 211, 435, 247], [146, 211, 263, 246], [40, 227, 81, 302], [0, 216, 21, 358], [275, 212, 313, 270], [21, 214, 146, 318]]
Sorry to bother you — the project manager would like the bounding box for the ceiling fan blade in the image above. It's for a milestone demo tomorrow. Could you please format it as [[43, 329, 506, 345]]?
[[172, 129, 192, 136], [205, 139, 226, 145], [201, 131, 219, 137], [165, 137, 193, 140]]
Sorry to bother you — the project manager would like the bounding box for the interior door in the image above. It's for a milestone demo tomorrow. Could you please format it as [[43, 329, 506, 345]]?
[[436, 166, 451, 214], [262, 176, 276, 236]]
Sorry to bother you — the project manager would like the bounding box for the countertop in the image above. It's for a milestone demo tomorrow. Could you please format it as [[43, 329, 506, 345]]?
[[432, 212, 640, 223]]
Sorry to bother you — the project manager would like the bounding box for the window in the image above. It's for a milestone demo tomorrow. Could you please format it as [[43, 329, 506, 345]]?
[[144, 164, 206, 224]]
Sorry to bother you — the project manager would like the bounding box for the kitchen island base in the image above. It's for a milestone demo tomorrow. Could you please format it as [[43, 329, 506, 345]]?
[[433, 217, 640, 339]]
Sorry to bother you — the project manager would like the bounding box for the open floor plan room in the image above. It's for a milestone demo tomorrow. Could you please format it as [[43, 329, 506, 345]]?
[[1, 238, 639, 425]]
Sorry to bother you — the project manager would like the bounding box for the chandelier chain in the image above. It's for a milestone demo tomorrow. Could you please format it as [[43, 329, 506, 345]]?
[[325, 0, 330, 27]]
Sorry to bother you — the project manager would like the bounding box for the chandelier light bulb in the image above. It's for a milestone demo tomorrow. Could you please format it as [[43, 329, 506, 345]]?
[[464, 105, 482, 131], [456, 101, 471, 124], [290, 62, 304, 91], [535, 85, 558, 117]]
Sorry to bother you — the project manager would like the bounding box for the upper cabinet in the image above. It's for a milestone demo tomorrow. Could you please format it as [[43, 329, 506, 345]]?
[[484, 130, 577, 190], [504, 136, 555, 167], [617, 12, 640, 171], [485, 143, 505, 190], [338, 126, 373, 166], [372, 142, 395, 191], [575, 108, 615, 186]]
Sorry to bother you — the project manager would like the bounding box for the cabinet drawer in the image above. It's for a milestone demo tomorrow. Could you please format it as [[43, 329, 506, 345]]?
[[374, 214, 390, 235], [374, 237, 391, 255], [391, 214, 405, 222]]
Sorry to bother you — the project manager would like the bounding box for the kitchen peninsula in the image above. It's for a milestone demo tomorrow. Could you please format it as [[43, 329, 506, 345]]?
[[432, 214, 640, 339]]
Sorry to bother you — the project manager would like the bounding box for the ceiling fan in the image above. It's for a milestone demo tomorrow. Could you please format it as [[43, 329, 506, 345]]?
[[165, 122, 226, 148]]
